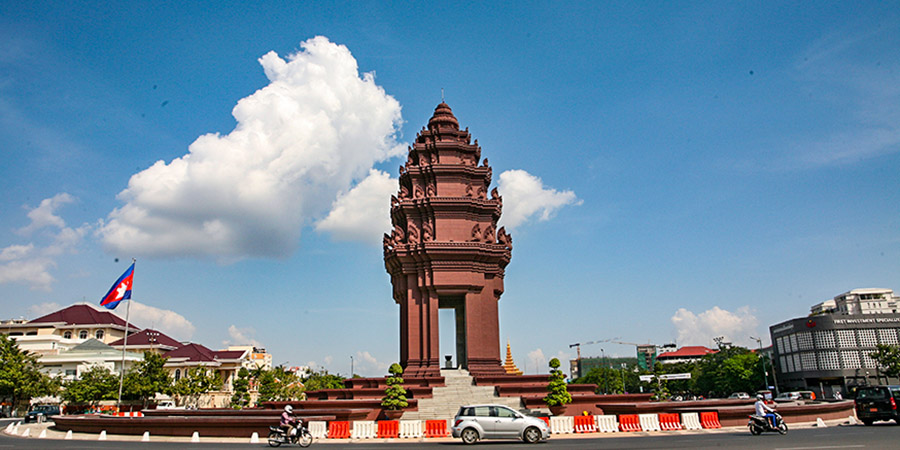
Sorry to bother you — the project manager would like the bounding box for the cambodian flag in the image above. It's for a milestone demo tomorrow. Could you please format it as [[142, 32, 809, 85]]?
[[100, 263, 134, 310]]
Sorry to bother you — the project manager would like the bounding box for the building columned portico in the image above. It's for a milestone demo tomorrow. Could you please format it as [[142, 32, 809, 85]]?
[[384, 102, 512, 378]]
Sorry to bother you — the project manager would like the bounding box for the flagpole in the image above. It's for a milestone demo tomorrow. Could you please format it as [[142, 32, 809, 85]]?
[[116, 259, 135, 413]]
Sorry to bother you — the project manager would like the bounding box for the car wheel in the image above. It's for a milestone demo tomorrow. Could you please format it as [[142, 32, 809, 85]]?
[[862, 419, 874, 426], [523, 426, 541, 444], [461, 428, 478, 444]]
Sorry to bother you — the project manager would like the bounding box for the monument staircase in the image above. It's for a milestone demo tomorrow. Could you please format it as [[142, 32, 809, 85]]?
[[400, 369, 523, 421]]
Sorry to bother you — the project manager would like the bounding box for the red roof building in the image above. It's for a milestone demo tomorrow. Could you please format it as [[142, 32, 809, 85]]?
[[656, 346, 717, 364], [109, 328, 183, 354], [3, 303, 140, 355]]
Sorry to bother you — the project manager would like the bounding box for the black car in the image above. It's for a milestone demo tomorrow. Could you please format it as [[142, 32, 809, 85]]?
[[855, 385, 900, 425], [24, 405, 60, 423]]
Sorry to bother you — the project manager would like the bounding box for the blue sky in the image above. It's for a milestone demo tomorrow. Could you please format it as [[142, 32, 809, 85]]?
[[1, 1, 898, 376]]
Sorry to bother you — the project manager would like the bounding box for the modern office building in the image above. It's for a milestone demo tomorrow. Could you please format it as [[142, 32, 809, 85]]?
[[770, 288, 900, 398]]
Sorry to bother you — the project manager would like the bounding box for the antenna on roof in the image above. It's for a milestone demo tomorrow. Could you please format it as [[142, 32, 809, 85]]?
[[441, 88, 445, 103]]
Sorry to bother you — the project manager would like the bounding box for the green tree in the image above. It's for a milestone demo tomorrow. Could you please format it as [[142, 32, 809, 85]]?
[[61, 365, 119, 407], [543, 358, 572, 407], [0, 335, 59, 413], [694, 346, 763, 397], [300, 368, 346, 392], [123, 352, 173, 408], [172, 366, 223, 407], [230, 367, 252, 409], [381, 363, 408, 410], [870, 344, 900, 377], [573, 367, 624, 394]]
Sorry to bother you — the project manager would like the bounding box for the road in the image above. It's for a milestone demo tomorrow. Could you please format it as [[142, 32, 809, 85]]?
[[2, 418, 899, 449]]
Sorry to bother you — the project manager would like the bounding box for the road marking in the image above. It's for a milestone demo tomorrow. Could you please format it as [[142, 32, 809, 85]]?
[[776, 446, 865, 450]]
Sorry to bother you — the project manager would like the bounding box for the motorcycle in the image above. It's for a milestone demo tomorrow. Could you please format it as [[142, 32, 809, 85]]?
[[268, 420, 313, 447], [748, 411, 787, 435]]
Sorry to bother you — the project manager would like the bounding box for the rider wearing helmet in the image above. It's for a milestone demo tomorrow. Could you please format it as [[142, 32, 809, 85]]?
[[281, 405, 298, 437], [754, 394, 777, 428]]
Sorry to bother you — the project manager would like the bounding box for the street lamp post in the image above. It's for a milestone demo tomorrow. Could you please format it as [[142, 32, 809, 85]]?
[[750, 336, 770, 393], [350, 355, 354, 377]]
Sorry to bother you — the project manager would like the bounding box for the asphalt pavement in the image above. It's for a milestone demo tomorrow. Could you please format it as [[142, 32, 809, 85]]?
[[3, 417, 900, 449]]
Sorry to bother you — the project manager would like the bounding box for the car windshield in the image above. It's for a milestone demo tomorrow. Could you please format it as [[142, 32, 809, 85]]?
[[33, 406, 53, 412], [857, 388, 887, 399]]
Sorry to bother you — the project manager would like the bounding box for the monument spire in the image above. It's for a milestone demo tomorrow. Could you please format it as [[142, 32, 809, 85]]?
[[384, 101, 512, 378]]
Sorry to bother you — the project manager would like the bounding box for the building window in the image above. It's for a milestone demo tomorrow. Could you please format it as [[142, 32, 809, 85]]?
[[175, 369, 181, 381], [25, 331, 37, 336], [841, 350, 861, 369], [65, 369, 76, 376], [800, 352, 817, 371], [776, 337, 785, 354], [792, 354, 801, 372], [836, 330, 856, 348], [861, 352, 877, 369], [878, 329, 899, 346], [858, 329, 878, 347], [818, 351, 840, 370], [63, 331, 72, 339], [79, 330, 88, 339], [788, 334, 798, 353], [796, 332, 814, 351], [95, 330, 105, 340], [814, 330, 835, 349], [779, 356, 789, 373]]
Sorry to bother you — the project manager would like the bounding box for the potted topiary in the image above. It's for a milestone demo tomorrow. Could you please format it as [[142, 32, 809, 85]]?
[[381, 363, 408, 419], [543, 358, 572, 416]]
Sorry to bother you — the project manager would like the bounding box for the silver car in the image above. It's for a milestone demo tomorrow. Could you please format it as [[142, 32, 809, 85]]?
[[451, 404, 550, 444]]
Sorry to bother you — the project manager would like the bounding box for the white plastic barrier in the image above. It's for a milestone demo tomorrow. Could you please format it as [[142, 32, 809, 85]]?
[[351, 421, 376, 439], [549, 416, 574, 434], [308, 421, 327, 439], [681, 412, 702, 430], [399, 420, 423, 438], [595, 415, 619, 433], [639, 413, 661, 432]]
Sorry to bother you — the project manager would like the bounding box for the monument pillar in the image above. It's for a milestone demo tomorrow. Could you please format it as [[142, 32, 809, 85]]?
[[384, 102, 513, 378]]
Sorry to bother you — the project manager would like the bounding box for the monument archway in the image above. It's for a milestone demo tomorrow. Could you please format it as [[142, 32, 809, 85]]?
[[383, 102, 513, 378]]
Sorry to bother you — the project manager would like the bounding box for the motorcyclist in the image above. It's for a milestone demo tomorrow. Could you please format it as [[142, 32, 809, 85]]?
[[280, 405, 298, 438], [754, 394, 777, 428]]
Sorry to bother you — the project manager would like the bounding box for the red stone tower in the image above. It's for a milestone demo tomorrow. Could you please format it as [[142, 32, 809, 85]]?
[[384, 103, 513, 378]]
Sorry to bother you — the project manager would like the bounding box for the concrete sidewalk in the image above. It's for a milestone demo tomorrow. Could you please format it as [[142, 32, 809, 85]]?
[[3, 417, 858, 444]]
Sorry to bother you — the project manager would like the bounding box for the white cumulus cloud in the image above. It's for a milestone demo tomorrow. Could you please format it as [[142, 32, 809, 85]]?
[[26, 302, 63, 319], [497, 170, 581, 229], [17, 193, 74, 236], [113, 300, 195, 341], [527, 348, 546, 374], [223, 324, 262, 348], [315, 169, 394, 243], [98, 36, 404, 261], [0, 194, 88, 291], [671, 306, 759, 348], [353, 350, 389, 376]]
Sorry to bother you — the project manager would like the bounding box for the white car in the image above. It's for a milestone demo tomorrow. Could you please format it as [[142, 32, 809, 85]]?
[[774, 392, 802, 402], [729, 392, 750, 399], [451, 404, 550, 444]]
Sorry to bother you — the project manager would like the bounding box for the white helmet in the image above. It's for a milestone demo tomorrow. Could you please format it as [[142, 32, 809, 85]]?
[[756, 394, 764, 400], [284, 405, 293, 413]]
